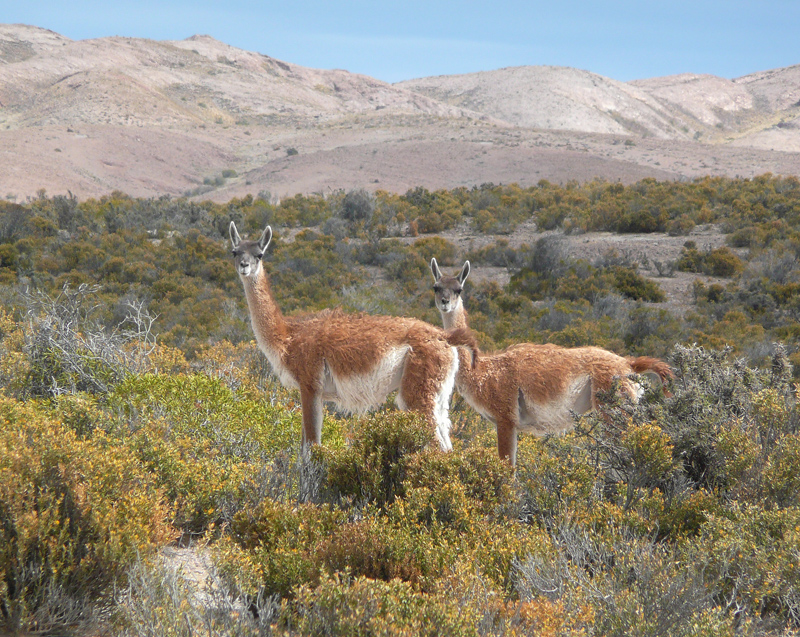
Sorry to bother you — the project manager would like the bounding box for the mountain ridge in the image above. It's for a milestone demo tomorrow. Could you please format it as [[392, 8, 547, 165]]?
[[1, 23, 798, 201]]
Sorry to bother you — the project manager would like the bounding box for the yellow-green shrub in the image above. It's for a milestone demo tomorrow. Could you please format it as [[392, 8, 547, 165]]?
[[289, 572, 478, 637], [515, 434, 598, 520], [109, 372, 302, 455], [763, 433, 800, 508], [0, 397, 173, 633], [0, 309, 28, 395], [314, 515, 433, 587], [106, 372, 321, 531], [318, 410, 434, 507], [49, 392, 105, 438], [404, 445, 515, 517], [226, 499, 346, 598], [695, 506, 800, 623], [714, 419, 760, 497]]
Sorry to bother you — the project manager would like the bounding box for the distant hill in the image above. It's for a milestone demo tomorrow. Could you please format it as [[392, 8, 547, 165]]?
[[1, 24, 798, 201], [398, 65, 800, 150]]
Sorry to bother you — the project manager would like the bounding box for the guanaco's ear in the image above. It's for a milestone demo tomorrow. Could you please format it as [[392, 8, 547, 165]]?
[[229, 221, 241, 248], [258, 225, 273, 251], [457, 260, 471, 285], [430, 257, 442, 282]]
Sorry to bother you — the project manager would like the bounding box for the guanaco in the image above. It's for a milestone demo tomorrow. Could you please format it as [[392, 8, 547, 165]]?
[[229, 222, 473, 451], [431, 258, 673, 465]]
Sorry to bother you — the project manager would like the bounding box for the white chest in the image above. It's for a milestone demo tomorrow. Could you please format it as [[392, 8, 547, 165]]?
[[255, 336, 299, 390]]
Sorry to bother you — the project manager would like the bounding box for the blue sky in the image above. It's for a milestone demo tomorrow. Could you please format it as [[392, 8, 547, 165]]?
[[2, 0, 798, 83]]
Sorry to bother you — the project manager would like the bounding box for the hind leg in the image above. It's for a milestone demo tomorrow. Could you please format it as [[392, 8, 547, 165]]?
[[397, 347, 457, 451], [432, 347, 458, 451], [496, 414, 519, 466], [396, 387, 446, 448], [300, 386, 323, 450]]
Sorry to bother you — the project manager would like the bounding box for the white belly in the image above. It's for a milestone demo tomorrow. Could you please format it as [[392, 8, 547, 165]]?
[[322, 346, 411, 414], [517, 375, 593, 436]]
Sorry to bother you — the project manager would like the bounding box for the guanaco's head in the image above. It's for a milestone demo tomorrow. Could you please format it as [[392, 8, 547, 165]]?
[[430, 258, 470, 318], [229, 222, 272, 279]]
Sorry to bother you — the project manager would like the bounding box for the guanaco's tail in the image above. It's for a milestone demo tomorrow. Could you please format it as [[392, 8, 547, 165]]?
[[445, 327, 480, 368], [627, 356, 674, 395]]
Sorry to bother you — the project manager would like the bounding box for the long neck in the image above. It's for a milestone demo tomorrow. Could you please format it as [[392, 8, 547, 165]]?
[[441, 299, 469, 331], [241, 268, 290, 353]]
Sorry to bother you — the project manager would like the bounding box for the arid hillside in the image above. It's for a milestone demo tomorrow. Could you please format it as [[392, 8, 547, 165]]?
[[399, 65, 800, 148], [1, 23, 799, 201]]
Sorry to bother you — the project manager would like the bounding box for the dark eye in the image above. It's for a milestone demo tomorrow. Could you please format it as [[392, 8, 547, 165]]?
[[256, 252, 264, 260], [433, 285, 441, 293], [231, 250, 238, 257], [455, 288, 462, 295]]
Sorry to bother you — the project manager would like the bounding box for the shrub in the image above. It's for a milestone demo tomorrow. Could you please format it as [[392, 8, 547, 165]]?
[[335, 188, 375, 222], [574, 342, 797, 524], [514, 528, 730, 637], [0, 398, 173, 634], [668, 214, 696, 236], [409, 235, 458, 266], [576, 411, 677, 512], [50, 391, 105, 439], [465, 238, 527, 268], [0, 201, 29, 243], [676, 241, 704, 273], [677, 243, 744, 277], [0, 243, 18, 270], [106, 371, 311, 531], [226, 499, 346, 598], [695, 506, 800, 627], [514, 434, 598, 521], [289, 572, 477, 637], [405, 446, 515, 517], [314, 516, 432, 586], [318, 411, 434, 508], [763, 433, 800, 508], [611, 266, 667, 302], [17, 284, 156, 397], [704, 247, 745, 277]]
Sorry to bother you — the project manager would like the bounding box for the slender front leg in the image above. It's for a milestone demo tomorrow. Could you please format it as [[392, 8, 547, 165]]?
[[300, 386, 323, 450]]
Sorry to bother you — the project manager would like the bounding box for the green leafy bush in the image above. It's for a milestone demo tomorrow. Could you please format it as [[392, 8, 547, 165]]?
[[107, 371, 317, 531]]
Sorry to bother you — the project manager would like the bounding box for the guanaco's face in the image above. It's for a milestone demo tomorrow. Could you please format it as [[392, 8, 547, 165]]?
[[229, 222, 272, 279], [430, 258, 470, 316]]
